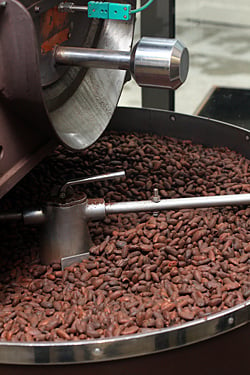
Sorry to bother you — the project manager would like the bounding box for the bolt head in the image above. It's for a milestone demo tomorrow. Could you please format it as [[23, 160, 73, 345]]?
[[92, 347, 102, 356], [0, 1, 7, 9]]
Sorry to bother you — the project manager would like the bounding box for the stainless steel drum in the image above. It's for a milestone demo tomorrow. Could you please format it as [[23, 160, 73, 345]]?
[[0, 108, 249, 374]]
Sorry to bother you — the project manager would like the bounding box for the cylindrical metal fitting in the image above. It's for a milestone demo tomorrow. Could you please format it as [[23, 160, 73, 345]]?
[[130, 37, 189, 89], [54, 37, 189, 90]]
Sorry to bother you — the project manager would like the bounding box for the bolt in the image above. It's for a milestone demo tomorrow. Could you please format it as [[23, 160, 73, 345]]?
[[152, 188, 160, 217], [246, 135, 249, 141], [93, 347, 102, 356], [34, 6, 40, 13], [228, 317, 234, 325], [152, 188, 160, 203], [59, 192, 66, 200], [0, 1, 7, 10]]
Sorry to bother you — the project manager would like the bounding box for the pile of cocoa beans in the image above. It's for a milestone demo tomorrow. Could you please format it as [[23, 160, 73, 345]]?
[[0, 131, 249, 342]]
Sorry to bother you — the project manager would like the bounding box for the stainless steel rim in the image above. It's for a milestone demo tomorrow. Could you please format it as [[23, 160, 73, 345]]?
[[0, 286, 248, 365]]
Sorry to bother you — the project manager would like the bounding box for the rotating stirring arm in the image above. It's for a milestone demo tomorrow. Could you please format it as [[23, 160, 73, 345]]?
[[85, 192, 250, 220], [61, 190, 250, 268], [0, 171, 249, 267]]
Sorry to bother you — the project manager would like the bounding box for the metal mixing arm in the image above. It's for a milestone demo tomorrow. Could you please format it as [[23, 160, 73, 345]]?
[[104, 193, 250, 215], [84, 191, 250, 219], [59, 191, 249, 268], [1, 172, 249, 267], [2, 193, 249, 227]]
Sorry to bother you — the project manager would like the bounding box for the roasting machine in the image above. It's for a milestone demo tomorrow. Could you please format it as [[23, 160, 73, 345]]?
[[0, 1, 249, 374]]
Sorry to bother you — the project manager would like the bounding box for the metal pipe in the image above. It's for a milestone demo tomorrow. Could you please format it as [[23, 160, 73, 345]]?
[[0, 212, 22, 222], [105, 194, 250, 215], [0, 209, 45, 225], [55, 47, 130, 70]]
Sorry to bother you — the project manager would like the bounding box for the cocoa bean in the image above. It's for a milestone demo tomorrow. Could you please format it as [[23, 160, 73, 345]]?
[[0, 130, 249, 342]]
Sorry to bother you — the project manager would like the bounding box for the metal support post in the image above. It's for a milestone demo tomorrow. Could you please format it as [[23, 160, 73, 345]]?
[[141, 0, 175, 110]]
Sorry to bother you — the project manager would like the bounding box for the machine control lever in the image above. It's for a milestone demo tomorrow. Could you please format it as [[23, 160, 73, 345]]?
[[54, 37, 189, 90]]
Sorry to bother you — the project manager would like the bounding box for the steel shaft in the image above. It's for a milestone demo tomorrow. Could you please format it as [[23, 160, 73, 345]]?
[[54, 37, 189, 89], [0, 209, 45, 224], [0, 212, 22, 221], [104, 194, 250, 216], [55, 48, 130, 70]]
